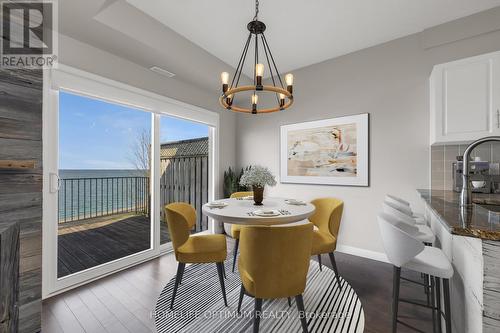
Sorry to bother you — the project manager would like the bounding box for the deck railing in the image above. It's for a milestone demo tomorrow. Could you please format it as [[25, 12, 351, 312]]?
[[58, 157, 209, 232], [160, 155, 209, 232], [58, 177, 150, 223]]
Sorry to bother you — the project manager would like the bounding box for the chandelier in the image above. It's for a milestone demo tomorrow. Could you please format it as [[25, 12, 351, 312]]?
[[219, 0, 294, 114]]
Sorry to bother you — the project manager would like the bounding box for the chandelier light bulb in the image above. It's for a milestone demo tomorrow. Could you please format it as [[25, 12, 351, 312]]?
[[285, 73, 294, 94], [255, 63, 265, 78], [251, 93, 258, 105], [221, 72, 229, 85], [251, 93, 258, 114], [221, 72, 229, 93], [279, 93, 285, 107], [256, 63, 264, 86]]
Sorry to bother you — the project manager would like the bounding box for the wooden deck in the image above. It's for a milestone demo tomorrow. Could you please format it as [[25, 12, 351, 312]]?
[[57, 215, 170, 278]]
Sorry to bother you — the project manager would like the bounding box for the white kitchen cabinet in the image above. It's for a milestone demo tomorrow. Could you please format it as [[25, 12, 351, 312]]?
[[430, 51, 500, 145]]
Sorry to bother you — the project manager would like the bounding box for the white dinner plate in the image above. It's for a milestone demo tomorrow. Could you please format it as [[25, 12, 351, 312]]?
[[253, 209, 281, 217], [285, 199, 307, 206], [206, 201, 228, 208], [235, 195, 254, 200]]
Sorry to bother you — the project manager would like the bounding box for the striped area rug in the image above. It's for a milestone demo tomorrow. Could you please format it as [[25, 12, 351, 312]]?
[[154, 259, 364, 332]]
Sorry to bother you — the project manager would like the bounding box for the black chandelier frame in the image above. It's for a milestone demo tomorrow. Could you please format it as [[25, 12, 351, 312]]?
[[220, 1, 293, 114]]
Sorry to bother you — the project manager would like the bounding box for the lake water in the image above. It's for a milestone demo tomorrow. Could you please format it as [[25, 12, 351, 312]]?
[[58, 169, 149, 222]]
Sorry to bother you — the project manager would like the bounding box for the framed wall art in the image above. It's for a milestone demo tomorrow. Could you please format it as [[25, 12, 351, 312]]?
[[280, 113, 369, 186]]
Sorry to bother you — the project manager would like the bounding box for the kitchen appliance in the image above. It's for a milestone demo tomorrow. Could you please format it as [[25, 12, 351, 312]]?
[[452, 158, 498, 193]]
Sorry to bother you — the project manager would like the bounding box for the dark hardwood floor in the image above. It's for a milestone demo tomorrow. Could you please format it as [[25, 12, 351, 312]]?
[[43, 237, 434, 332]]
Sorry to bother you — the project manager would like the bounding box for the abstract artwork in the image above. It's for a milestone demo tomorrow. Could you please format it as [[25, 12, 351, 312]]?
[[280, 113, 369, 186]]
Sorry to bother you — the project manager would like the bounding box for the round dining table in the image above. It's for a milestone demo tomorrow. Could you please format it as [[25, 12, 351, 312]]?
[[202, 197, 315, 226]]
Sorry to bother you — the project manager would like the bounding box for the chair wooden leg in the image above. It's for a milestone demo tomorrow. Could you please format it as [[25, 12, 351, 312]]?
[[253, 298, 263, 333], [223, 262, 227, 279], [238, 284, 245, 313], [328, 252, 342, 289], [216, 262, 228, 306], [392, 266, 401, 333], [287, 297, 292, 307], [170, 262, 185, 309], [317, 254, 323, 271], [435, 277, 442, 333], [295, 294, 309, 333], [443, 279, 452, 333], [232, 238, 240, 273]]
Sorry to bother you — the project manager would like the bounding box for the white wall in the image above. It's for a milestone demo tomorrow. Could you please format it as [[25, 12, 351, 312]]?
[[58, 34, 237, 196], [236, 8, 500, 256]]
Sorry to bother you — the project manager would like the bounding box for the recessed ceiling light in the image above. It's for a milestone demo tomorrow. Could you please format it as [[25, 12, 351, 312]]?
[[150, 66, 176, 78]]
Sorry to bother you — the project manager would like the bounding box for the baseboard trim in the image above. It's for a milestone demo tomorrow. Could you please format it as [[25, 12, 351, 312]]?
[[336, 245, 389, 264]]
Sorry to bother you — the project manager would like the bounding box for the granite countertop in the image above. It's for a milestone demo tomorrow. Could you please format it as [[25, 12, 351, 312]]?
[[417, 189, 500, 241]]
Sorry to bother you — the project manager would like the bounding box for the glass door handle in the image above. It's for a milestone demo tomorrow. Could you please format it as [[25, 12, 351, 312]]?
[[50, 173, 60, 193]]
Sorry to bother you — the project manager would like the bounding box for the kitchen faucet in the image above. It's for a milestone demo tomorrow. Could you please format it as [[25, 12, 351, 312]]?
[[460, 136, 500, 207]]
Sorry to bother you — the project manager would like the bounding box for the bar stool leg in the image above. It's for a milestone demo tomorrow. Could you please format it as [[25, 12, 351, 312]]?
[[423, 242, 433, 301], [435, 277, 442, 333], [431, 276, 436, 333], [317, 254, 323, 271], [392, 266, 401, 333], [425, 274, 431, 305], [443, 279, 452, 333]]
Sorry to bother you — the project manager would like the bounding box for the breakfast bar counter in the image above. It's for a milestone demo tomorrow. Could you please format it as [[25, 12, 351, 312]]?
[[417, 189, 500, 333], [417, 189, 500, 240]]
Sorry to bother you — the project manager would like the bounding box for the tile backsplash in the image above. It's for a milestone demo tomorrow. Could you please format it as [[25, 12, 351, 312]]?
[[431, 142, 500, 191]]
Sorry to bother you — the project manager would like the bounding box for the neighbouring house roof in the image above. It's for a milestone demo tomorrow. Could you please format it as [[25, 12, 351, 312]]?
[[160, 137, 208, 159]]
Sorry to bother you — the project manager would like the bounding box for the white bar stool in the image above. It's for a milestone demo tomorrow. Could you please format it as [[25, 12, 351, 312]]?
[[378, 214, 453, 333], [383, 201, 435, 245], [385, 194, 427, 224], [383, 201, 439, 307]]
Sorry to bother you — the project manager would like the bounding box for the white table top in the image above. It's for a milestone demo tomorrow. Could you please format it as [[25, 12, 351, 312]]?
[[202, 197, 315, 226]]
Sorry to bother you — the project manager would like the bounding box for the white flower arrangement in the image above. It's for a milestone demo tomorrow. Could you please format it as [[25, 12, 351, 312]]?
[[239, 165, 277, 188]]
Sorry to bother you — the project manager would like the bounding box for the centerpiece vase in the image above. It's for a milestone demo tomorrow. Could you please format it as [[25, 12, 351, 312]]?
[[252, 186, 264, 205]]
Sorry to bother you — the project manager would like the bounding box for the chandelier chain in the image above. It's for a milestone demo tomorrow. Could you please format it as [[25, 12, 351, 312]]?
[[254, 0, 259, 21]]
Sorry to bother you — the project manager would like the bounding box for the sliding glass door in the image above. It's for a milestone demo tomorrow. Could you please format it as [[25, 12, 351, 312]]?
[[159, 115, 210, 248], [43, 65, 219, 298], [57, 91, 152, 278]]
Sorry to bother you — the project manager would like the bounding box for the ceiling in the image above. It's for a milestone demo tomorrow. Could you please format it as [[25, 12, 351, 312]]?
[[126, 0, 500, 76], [58, 0, 238, 94]]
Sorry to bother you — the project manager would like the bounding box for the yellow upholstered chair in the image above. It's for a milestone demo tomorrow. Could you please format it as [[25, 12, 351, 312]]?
[[237, 223, 313, 333], [229, 191, 253, 272], [309, 198, 344, 288], [165, 202, 228, 309]]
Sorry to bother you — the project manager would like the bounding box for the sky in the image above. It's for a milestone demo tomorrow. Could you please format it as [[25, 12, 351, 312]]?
[[59, 91, 209, 170]]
